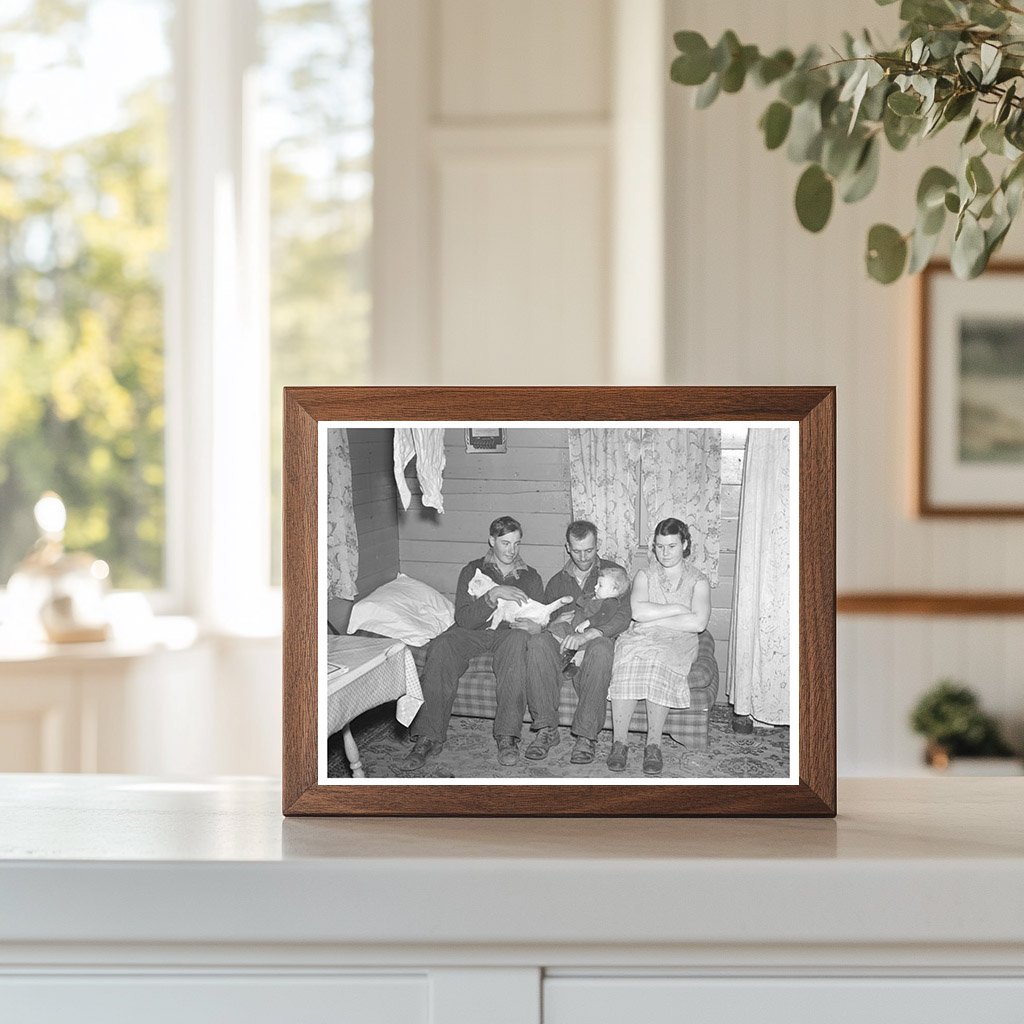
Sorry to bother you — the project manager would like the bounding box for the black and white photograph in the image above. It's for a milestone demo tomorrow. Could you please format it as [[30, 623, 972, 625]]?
[[319, 422, 797, 784]]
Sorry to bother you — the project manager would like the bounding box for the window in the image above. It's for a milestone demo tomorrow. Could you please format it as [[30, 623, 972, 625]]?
[[261, 0, 373, 582], [0, 0, 173, 589], [0, 0, 373, 622]]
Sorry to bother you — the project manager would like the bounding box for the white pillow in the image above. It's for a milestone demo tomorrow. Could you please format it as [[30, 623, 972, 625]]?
[[347, 573, 455, 647]]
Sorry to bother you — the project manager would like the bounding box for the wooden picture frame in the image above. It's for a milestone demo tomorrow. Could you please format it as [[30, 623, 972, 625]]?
[[917, 261, 1024, 517], [283, 387, 836, 817]]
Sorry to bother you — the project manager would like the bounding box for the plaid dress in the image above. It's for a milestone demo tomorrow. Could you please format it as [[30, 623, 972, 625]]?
[[608, 559, 706, 708]]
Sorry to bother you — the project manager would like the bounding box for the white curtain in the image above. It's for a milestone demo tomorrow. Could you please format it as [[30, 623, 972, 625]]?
[[727, 427, 791, 725], [567, 428, 641, 568], [326, 428, 359, 600], [640, 427, 722, 585]]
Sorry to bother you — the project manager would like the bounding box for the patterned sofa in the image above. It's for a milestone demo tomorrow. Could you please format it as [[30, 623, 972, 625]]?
[[409, 630, 720, 751]]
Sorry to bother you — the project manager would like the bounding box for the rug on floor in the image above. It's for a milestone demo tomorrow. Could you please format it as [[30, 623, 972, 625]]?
[[328, 703, 790, 780]]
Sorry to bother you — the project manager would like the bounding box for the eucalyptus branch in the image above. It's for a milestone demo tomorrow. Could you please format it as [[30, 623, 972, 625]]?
[[670, 1, 1024, 283]]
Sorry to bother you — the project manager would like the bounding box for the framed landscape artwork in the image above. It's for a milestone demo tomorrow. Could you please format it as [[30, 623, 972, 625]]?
[[918, 262, 1024, 516], [282, 387, 836, 817]]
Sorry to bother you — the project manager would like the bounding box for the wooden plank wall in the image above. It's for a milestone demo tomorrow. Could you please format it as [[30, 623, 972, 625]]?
[[347, 427, 400, 597], [398, 428, 572, 595], [396, 425, 748, 702]]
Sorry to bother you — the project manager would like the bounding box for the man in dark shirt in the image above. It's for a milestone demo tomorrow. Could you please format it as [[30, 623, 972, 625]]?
[[398, 515, 544, 772], [524, 520, 631, 764]]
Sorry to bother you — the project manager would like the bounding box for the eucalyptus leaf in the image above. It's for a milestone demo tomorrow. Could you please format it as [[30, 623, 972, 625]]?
[[760, 101, 793, 150], [787, 101, 824, 162], [942, 91, 974, 122], [795, 164, 834, 232], [888, 90, 921, 115], [694, 73, 721, 109], [944, 190, 960, 213], [995, 82, 1017, 124], [754, 49, 795, 87], [721, 45, 759, 93], [921, 200, 946, 235], [779, 74, 808, 106], [980, 42, 1002, 87], [967, 154, 995, 196], [866, 223, 908, 283], [908, 221, 942, 273], [710, 31, 740, 73], [962, 115, 983, 145], [951, 211, 986, 278], [981, 122, 1005, 155], [917, 166, 957, 210], [842, 137, 880, 203], [970, 2, 1009, 30], [822, 128, 863, 178], [860, 79, 892, 122]]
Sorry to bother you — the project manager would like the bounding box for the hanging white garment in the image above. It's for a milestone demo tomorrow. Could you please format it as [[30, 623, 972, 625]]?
[[393, 428, 447, 512], [727, 427, 791, 725]]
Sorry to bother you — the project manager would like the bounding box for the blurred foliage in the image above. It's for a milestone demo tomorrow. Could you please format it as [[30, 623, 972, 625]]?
[[0, 0, 373, 590], [0, 1, 169, 588], [909, 679, 1015, 756], [671, 0, 1024, 283]]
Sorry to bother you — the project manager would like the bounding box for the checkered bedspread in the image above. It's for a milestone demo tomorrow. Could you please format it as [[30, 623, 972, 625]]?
[[326, 635, 423, 737]]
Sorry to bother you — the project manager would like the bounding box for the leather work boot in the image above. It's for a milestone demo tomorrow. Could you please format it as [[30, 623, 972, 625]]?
[[525, 726, 561, 760], [496, 735, 520, 766]]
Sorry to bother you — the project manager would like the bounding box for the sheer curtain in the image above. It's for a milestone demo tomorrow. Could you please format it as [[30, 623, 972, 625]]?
[[567, 428, 641, 567], [640, 427, 721, 585], [326, 427, 359, 600], [727, 427, 791, 725]]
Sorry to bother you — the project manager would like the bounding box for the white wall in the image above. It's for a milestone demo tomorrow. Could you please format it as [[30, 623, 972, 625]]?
[[664, 0, 1024, 772]]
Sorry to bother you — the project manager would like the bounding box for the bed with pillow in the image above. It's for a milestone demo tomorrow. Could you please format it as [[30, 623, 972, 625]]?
[[339, 573, 720, 752]]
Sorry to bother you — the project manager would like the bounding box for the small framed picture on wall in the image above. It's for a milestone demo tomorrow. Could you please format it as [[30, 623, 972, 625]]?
[[918, 261, 1024, 516]]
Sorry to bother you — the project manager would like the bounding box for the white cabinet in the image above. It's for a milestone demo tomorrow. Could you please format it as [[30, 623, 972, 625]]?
[[1, 975, 428, 1024], [0, 639, 209, 773], [544, 977, 1024, 1023], [1, 777, 1022, 1023]]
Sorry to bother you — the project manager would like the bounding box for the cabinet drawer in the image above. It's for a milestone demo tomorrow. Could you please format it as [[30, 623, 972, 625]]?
[[544, 977, 1024, 1023], [0, 974, 427, 1024]]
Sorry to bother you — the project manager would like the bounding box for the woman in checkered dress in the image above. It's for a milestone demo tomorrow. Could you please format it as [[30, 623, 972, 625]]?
[[605, 518, 711, 776]]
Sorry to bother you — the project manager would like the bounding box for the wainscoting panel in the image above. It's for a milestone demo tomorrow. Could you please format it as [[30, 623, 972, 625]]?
[[435, 150, 609, 385]]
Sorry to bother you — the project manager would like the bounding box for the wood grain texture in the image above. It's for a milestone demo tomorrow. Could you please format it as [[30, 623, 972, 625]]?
[[838, 592, 1024, 615], [282, 386, 836, 817], [282, 391, 319, 814]]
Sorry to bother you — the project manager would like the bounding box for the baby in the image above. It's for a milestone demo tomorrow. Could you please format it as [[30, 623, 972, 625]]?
[[546, 565, 630, 672]]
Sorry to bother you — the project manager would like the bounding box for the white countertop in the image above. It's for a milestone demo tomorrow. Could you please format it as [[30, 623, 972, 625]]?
[[1, 775, 1022, 954]]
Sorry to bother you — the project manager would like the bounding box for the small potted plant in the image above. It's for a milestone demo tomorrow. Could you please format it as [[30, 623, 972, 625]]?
[[910, 680, 1017, 772]]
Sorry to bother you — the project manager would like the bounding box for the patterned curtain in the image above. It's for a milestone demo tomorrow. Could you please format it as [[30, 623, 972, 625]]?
[[326, 428, 359, 600], [567, 428, 641, 568], [640, 427, 722, 585], [727, 427, 791, 725]]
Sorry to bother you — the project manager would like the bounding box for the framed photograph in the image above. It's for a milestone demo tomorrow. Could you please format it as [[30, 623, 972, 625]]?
[[283, 387, 835, 816], [917, 261, 1024, 516]]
